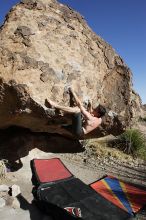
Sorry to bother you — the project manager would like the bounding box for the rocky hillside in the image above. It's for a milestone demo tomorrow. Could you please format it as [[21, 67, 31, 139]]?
[[0, 0, 142, 138]]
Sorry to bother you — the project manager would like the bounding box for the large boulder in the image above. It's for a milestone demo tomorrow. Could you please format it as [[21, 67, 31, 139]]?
[[0, 0, 142, 138]]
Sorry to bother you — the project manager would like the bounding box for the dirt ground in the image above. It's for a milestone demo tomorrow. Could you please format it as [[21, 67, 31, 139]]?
[[0, 122, 146, 220]]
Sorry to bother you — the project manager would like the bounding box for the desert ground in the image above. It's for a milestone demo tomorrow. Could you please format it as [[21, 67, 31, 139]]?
[[0, 120, 146, 220]]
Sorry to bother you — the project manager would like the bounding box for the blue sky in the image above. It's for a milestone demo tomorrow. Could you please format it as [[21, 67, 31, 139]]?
[[0, 0, 146, 103]]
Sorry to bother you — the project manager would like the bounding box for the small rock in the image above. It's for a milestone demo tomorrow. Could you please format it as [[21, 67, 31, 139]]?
[[0, 185, 9, 192], [0, 191, 7, 198], [0, 198, 6, 208], [5, 196, 14, 206], [11, 197, 20, 209], [10, 185, 21, 197]]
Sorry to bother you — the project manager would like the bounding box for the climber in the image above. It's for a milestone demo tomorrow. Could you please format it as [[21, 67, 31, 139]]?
[[46, 87, 106, 138]]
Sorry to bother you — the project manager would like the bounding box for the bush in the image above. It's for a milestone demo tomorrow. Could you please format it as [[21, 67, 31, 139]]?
[[117, 129, 146, 159]]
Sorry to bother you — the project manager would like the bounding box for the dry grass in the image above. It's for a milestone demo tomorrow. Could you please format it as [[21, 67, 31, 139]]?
[[84, 128, 146, 162], [83, 136, 139, 163]]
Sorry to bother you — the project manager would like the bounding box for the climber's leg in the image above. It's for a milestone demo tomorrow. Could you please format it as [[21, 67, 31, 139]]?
[[72, 112, 83, 137], [62, 112, 83, 138], [46, 99, 80, 114]]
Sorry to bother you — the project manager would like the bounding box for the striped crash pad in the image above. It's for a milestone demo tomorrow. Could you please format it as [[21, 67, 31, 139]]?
[[90, 176, 146, 215]]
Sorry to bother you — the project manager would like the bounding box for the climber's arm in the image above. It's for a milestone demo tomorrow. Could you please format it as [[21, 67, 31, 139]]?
[[69, 88, 92, 119], [79, 105, 93, 119], [69, 87, 82, 107]]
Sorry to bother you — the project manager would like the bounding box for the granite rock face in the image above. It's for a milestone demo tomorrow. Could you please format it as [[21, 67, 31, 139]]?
[[0, 0, 142, 138]]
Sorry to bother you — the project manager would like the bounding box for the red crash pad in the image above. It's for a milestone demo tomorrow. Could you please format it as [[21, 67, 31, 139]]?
[[31, 158, 73, 185]]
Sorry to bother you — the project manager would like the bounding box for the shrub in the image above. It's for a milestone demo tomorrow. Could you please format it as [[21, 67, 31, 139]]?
[[117, 129, 146, 159]]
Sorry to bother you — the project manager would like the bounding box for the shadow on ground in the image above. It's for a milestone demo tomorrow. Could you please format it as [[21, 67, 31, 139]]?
[[17, 194, 53, 220], [0, 126, 84, 171]]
